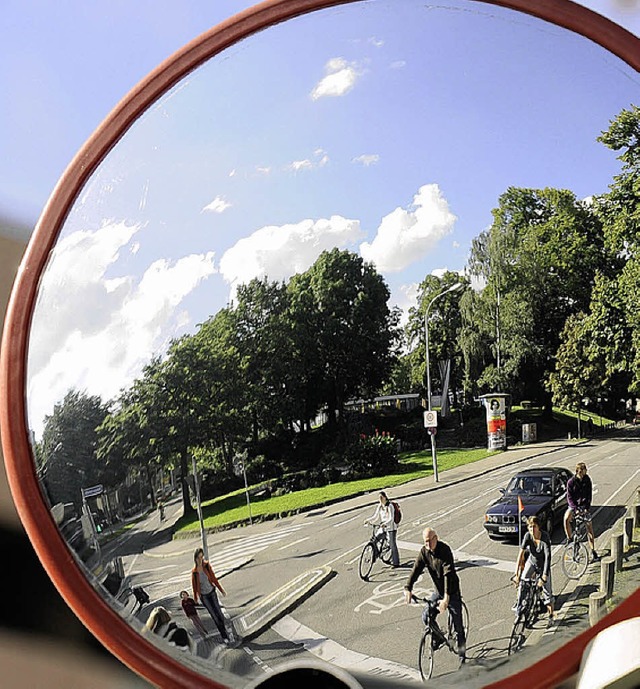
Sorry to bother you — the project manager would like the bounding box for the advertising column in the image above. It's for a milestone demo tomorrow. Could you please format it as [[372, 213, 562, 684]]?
[[481, 394, 508, 450]]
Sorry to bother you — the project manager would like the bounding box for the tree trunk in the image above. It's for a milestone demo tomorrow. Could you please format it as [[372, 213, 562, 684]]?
[[542, 390, 554, 419], [180, 448, 195, 517]]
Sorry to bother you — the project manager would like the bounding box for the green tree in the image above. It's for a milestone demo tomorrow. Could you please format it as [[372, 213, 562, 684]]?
[[38, 389, 110, 509], [464, 187, 605, 410], [594, 105, 640, 394], [405, 272, 467, 406], [290, 249, 398, 428]]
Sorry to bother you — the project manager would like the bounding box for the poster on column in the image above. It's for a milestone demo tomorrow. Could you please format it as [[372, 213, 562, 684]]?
[[484, 396, 507, 450]]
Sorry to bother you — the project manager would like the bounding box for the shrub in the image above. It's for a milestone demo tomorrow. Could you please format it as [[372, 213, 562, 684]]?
[[344, 431, 398, 478]]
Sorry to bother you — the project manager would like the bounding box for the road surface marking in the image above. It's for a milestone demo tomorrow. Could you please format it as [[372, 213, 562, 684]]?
[[278, 537, 311, 550], [458, 530, 485, 551], [272, 615, 422, 683], [333, 515, 361, 528], [396, 539, 514, 572]]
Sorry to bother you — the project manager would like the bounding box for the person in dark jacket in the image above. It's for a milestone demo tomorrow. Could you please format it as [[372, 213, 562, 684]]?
[[404, 527, 466, 658], [563, 462, 599, 561]]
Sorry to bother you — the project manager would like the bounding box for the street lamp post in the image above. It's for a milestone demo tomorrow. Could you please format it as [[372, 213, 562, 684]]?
[[424, 282, 463, 482]]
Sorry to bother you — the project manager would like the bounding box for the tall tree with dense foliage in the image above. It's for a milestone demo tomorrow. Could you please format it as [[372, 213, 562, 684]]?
[[464, 187, 605, 410], [289, 249, 398, 428], [38, 389, 110, 509], [594, 105, 640, 395]]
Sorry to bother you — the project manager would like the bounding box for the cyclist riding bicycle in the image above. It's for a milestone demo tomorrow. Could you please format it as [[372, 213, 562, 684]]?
[[404, 527, 466, 659], [514, 515, 554, 624], [563, 462, 599, 562], [364, 491, 400, 567]]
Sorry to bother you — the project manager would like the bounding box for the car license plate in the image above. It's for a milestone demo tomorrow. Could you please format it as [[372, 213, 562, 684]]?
[[498, 526, 517, 533]]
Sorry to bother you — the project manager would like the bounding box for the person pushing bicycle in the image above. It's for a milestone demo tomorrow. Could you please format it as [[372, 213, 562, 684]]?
[[563, 462, 599, 562], [404, 527, 466, 660], [364, 491, 400, 567], [513, 515, 554, 624]]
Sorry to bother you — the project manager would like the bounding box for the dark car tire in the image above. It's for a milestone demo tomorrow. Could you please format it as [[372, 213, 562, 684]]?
[[545, 513, 554, 537]]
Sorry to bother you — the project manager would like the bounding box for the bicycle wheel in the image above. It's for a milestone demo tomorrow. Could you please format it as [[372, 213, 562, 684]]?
[[508, 615, 526, 655], [358, 543, 375, 580], [379, 536, 392, 564], [561, 540, 589, 579], [418, 629, 435, 681], [447, 600, 470, 645], [525, 588, 540, 629]]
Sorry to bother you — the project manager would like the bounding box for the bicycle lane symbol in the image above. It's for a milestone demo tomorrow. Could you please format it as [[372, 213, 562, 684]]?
[[354, 578, 434, 615]]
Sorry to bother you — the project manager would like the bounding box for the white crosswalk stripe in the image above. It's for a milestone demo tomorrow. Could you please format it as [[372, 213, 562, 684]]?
[[142, 523, 311, 597]]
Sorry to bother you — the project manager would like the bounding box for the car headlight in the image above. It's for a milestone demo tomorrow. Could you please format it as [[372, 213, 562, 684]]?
[[485, 514, 498, 523]]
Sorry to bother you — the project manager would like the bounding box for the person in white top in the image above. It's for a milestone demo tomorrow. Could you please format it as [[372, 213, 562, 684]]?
[[365, 491, 400, 567]]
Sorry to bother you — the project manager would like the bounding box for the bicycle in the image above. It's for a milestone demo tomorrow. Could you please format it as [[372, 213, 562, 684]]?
[[411, 593, 469, 681], [561, 508, 590, 579], [508, 570, 546, 655], [358, 524, 392, 580]]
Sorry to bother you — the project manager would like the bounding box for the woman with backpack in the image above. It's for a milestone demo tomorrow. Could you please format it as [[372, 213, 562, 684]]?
[[365, 491, 401, 567]]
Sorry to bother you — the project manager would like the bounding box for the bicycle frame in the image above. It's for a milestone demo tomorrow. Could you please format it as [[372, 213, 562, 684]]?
[[412, 594, 468, 681]]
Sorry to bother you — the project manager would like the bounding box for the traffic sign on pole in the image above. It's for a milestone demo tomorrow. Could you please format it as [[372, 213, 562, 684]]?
[[423, 410, 438, 428]]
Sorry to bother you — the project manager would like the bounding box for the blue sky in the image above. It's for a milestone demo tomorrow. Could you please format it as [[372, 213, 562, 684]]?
[[2, 1, 639, 436]]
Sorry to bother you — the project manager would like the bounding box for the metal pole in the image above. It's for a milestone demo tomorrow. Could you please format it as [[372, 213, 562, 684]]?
[[243, 464, 253, 525], [424, 282, 462, 484], [192, 455, 208, 560]]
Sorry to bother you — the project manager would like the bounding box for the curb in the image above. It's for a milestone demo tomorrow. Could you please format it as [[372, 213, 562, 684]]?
[[234, 565, 335, 641]]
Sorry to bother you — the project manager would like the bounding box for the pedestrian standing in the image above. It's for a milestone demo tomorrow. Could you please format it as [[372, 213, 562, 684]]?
[[191, 547, 230, 643], [365, 491, 400, 567], [180, 590, 208, 638]]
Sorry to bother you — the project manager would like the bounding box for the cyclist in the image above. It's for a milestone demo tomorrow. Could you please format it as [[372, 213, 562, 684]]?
[[513, 515, 554, 624], [404, 527, 466, 660], [364, 491, 400, 567], [563, 462, 600, 561]]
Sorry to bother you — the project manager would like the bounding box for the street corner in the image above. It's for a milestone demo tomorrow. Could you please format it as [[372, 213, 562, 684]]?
[[142, 539, 197, 559], [234, 565, 335, 642]]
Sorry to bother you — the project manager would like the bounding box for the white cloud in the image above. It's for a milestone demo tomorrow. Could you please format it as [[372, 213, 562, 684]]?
[[202, 195, 232, 213], [369, 37, 384, 48], [452, 240, 460, 248], [287, 148, 329, 172], [391, 282, 420, 328], [27, 220, 216, 437], [390, 60, 406, 69], [359, 184, 456, 272], [255, 166, 271, 176], [288, 159, 314, 172], [311, 58, 363, 100], [352, 154, 380, 166], [219, 216, 363, 298]]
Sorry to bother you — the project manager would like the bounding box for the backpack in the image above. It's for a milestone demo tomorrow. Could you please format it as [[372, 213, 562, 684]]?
[[392, 501, 402, 525]]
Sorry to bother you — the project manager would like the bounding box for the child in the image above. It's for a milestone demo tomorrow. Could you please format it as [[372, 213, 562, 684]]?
[[180, 590, 208, 638]]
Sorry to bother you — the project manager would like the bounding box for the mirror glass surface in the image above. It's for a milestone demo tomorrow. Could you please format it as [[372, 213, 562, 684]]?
[[23, 0, 640, 686]]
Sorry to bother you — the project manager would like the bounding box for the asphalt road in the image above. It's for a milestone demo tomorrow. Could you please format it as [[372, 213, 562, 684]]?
[[104, 430, 640, 688]]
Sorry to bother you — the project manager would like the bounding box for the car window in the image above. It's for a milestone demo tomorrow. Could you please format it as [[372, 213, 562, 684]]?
[[540, 477, 552, 495]]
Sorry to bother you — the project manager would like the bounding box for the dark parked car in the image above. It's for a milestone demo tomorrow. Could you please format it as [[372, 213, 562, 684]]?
[[483, 467, 573, 540]]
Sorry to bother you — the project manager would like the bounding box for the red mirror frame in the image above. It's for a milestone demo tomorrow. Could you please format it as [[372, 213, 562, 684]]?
[[1, 1, 639, 687]]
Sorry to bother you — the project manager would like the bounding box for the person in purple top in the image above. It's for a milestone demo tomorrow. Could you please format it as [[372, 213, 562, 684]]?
[[563, 462, 599, 561]]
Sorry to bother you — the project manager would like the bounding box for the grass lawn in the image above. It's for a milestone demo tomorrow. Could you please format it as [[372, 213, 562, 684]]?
[[174, 446, 498, 534]]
